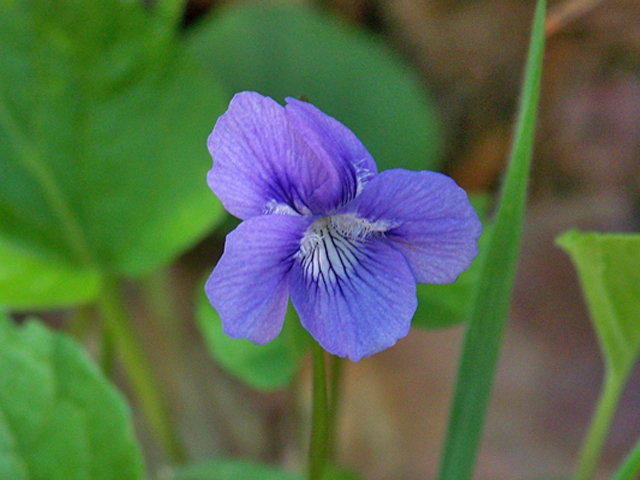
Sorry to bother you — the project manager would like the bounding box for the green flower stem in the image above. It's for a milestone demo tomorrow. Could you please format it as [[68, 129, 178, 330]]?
[[327, 354, 344, 460], [612, 433, 640, 480], [97, 275, 186, 464], [309, 340, 329, 480], [573, 371, 625, 480]]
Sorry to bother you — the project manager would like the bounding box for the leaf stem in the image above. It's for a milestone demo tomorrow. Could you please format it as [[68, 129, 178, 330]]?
[[573, 372, 625, 480], [309, 340, 329, 480], [97, 274, 186, 464]]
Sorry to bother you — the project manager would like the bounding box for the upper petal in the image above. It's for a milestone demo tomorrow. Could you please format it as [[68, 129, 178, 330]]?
[[341, 169, 482, 284], [290, 234, 416, 361], [207, 92, 375, 219], [285, 97, 378, 200], [205, 214, 312, 343]]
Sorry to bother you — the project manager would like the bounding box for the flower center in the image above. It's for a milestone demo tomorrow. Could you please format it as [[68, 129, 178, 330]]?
[[297, 214, 389, 286]]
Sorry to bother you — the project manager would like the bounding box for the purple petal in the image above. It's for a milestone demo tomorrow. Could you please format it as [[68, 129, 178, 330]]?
[[285, 97, 378, 200], [342, 169, 482, 284], [208, 92, 371, 219], [289, 237, 416, 361], [206, 214, 312, 343]]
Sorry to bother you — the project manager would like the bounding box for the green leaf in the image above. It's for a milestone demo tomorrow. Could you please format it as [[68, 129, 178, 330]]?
[[0, 0, 227, 283], [556, 231, 640, 376], [321, 463, 362, 480], [556, 231, 640, 479], [612, 434, 640, 480], [0, 236, 100, 309], [169, 459, 303, 480], [413, 195, 492, 329], [438, 1, 546, 479], [188, 2, 443, 173], [197, 277, 310, 391], [168, 460, 359, 480], [0, 312, 143, 480]]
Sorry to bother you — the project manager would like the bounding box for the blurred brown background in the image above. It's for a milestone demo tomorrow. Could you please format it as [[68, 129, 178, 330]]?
[[127, 1, 640, 479]]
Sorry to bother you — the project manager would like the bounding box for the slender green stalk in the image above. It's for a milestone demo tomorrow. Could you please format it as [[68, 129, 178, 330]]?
[[437, 2, 546, 479], [97, 275, 186, 464], [612, 433, 640, 480], [326, 355, 344, 460], [573, 372, 625, 480], [309, 341, 329, 480], [139, 268, 178, 325]]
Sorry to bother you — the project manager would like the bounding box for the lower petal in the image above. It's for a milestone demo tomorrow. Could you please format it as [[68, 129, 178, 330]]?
[[289, 237, 417, 361], [342, 169, 482, 283], [206, 214, 312, 344]]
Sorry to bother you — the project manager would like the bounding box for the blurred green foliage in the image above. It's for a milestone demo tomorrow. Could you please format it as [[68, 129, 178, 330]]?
[[188, 2, 443, 173], [0, 312, 143, 480], [0, 0, 228, 309]]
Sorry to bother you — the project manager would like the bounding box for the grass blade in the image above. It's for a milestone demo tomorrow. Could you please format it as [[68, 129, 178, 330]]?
[[437, 1, 547, 478]]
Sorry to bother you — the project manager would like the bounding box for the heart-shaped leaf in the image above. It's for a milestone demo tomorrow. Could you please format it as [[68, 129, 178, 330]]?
[[169, 459, 302, 480], [0, 238, 100, 309], [556, 231, 640, 377], [188, 2, 443, 173], [0, 0, 227, 287], [169, 459, 360, 480], [0, 313, 143, 480]]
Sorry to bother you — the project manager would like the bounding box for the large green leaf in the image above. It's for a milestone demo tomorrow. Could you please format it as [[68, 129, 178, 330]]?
[[556, 232, 640, 376], [188, 2, 443, 173], [557, 232, 640, 479], [170, 459, 302, 480], [197, 278, 310, 391], [0, 0, 227, 284], [170, 460, 360, 480], [438, 1, 546, 479], [0, 312, 143, 480], [0, 237, 100, 309]]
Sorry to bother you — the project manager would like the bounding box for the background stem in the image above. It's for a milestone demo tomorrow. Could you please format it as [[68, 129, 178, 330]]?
[[97, 275, 186, 464]]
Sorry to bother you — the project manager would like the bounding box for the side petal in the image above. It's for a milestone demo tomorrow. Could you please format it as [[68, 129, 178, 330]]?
[[285, 97, 378, 203], [208, 92, 358, 219], [343, 169, 482, 284], [206, 214, 312, 343], [289, 237, 416, 361]]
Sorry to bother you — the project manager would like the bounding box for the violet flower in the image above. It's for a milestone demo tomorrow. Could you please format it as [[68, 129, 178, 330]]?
[[206, 92, 481, 361]]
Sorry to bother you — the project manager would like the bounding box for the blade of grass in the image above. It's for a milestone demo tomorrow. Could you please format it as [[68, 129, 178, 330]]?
[[437, 1, 546, 479]]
